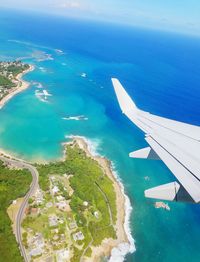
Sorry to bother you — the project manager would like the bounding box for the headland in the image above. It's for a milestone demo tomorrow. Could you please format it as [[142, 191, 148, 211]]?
[[0, 60, 34, 109], [0, 137, 132, 262]]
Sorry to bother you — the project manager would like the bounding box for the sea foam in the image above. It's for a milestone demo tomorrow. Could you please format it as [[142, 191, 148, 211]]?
[[109, 163, 136, 261], [65, 135, 101, 156], [64, 135, 136, 261]]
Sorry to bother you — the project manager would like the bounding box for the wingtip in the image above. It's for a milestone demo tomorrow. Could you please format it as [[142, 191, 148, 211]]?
[[111, 78, 120, 91], [111, 77, 118, 83], [111, 78, 137, 113]]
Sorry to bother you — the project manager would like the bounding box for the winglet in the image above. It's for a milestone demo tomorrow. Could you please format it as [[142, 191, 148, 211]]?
[[112, 78, 137, 114]]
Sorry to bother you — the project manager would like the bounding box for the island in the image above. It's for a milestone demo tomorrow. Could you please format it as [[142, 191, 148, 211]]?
[[0, 60, 34, 109], [2, 137, 129, 262]]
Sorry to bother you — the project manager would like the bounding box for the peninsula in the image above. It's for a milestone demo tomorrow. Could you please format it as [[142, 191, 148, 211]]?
[[0, 60, 34, 109], [3, 138, 129, 262]]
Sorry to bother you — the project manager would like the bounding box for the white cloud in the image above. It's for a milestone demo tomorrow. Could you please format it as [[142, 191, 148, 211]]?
[[59, 1, 84, 10]]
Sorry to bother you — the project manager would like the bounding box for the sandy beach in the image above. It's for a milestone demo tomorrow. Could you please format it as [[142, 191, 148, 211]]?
[[71, 137, 131, 262], [0, 64, 34, 109]]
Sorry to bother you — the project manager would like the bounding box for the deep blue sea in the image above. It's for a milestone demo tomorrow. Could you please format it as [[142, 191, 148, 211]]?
[[1, 9, 200, 262]]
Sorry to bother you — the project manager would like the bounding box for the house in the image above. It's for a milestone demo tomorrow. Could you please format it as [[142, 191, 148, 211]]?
[[46, 202, 53, 208], [56, 249, 70, 262], [49, 215, 58, 227], [94, 211, 99, 219], [83, 201, 88, 207], [35, 189, 44, 205], [56, 200, 69, 211], [29, 233, 45, 257], [29, 247, 43, 257], [52, 185, 59, 195], [56, 195, 65, 202], [69, 221, 77, 230], [73, 231, 84, 241]]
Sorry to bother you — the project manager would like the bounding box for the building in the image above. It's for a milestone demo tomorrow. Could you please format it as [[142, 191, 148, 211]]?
[[94, 211, 99, 219], [56, 249, 70, 262], [28, 233, 45, 258], [56, 195, 65, 202], [35, 189, 44, 205], [83, 201, 88, 207], [29, 247, 43, 257], [69, 221, 77, 230], [73, 231, 84, 241], [56, 201, 68, 211], [51, 185, 60, 195], [49, 215, 58, 227]]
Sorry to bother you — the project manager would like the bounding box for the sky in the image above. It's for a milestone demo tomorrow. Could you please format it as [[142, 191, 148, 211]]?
[[0, 0, 200, 36]]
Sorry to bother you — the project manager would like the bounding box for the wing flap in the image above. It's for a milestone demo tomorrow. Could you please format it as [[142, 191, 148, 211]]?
[[146, 132, 200, 180], [146, 136, 200, 203]]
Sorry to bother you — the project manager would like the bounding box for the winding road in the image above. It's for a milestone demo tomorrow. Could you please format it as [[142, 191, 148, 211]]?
[[0, 155, 39, 262]]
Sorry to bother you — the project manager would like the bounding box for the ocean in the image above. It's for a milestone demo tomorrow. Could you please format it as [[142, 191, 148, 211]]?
[[0, 8, 200, 262]]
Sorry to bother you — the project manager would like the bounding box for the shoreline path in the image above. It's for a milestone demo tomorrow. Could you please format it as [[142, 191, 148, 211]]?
[[0, 155, 39, 262]]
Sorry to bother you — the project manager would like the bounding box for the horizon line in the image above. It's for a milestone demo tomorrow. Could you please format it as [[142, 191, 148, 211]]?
[[1, 6, 200, 39]]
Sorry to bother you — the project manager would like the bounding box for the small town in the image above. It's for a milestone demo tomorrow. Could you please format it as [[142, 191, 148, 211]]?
[[22, 173, 101, 262], [0, 60, 29, 100]]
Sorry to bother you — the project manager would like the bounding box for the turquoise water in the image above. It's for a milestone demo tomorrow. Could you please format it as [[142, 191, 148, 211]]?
[[1, 9, 200, 261]]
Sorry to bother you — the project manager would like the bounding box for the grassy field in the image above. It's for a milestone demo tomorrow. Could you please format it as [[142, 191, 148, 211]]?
[[0, 161, 32, 262]]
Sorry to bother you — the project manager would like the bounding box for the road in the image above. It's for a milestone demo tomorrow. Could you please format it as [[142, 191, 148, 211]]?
[[0, 155, 39, 262], [95, 181, 113, 226], [80, 181, 114, 262]]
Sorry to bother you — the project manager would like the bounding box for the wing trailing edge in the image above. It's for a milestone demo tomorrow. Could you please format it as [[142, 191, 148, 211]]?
[[112, 78, 200, 203]]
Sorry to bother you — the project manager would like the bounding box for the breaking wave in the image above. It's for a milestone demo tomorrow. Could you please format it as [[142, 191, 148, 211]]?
[[64, 135, 136, 261]]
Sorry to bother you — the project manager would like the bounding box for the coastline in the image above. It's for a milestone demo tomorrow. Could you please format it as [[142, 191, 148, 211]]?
[[1, 135, 135, 262], [68, 136, 135, 261], [0, 64, 34, 109], [0, 146, 31, 164]]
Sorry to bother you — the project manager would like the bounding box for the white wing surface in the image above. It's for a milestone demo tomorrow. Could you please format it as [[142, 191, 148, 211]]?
[[112, 78, 200, 203]]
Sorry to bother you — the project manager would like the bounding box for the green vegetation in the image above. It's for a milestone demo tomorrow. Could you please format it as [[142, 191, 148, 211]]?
[[36, 141, 117, 261], [0, 61, 30, 100], [0, 75, 15, 88], [85, 247, 92, 257], [22, 232, 28, 249], [6, 63, 29, 77], [0, 161, 32, 262]]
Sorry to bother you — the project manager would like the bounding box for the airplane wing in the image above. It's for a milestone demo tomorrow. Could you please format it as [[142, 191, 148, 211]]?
[[112, 78, 200, 203]]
